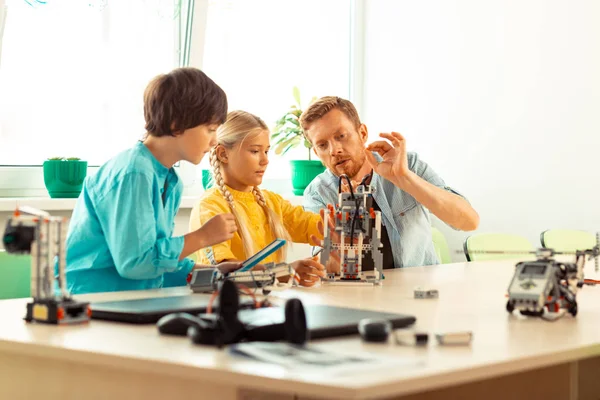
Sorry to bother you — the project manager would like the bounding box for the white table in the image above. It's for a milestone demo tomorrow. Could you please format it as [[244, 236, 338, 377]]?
[[1, 259, 600, 399]]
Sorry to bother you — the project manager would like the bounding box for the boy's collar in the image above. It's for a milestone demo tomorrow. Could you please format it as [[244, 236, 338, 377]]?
[[136, 141, 172, 176]]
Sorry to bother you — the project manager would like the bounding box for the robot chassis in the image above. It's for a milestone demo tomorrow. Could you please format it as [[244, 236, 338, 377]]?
[[319, 174, 385, 286], [188, 262, 295, 295], [471, 233, 599, 318]]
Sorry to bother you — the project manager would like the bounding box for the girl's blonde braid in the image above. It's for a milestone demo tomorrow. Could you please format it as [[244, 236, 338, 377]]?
[[210, 148, 256, 259]]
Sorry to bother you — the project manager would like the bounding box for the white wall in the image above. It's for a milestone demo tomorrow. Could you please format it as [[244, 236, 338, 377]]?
[[0, 0, 5, 68], [363, 0, 600, 260]]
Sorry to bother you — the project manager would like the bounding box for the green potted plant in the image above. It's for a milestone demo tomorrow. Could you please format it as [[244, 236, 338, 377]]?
[[272, 87, 325, 195], [43, 157, 88, 198]]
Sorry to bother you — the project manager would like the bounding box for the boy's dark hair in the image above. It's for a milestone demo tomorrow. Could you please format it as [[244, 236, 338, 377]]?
[[144, 67, 228, 137]]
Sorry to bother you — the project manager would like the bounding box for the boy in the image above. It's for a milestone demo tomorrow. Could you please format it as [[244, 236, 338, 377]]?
[[65, 67, 239, 294]]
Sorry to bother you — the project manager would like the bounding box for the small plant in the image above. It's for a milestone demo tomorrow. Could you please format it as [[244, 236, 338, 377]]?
[[272, 87, 316, 161], [43, 157, 88, 198], [47, 157, 81, 161]]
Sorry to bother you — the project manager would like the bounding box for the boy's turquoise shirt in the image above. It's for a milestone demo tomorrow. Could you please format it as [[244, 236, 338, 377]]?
[[65, 141, 195, 294]]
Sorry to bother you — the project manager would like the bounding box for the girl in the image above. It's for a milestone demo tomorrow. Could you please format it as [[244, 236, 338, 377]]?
[[190, 110, 326, 286]]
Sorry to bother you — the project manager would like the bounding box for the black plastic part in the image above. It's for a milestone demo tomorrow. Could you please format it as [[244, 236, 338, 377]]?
[[358, 318, 391, 343], [159, 280, 310, 348], [415, 332, 429, 345], [569, 302, 578, 316], [284, 298, 308, 345], [506, 300, 515, 313], [24, 298, 89, 324], [3, 221, 35, 253], [157, 312, 207, 336]]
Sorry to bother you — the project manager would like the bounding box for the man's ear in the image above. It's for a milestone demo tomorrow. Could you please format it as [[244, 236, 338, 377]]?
[[358, 124, 368, 144], [216, 145, 229, 163]]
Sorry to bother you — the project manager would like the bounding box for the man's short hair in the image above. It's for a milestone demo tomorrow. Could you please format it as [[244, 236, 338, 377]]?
[[144, 67, 227, 137], [299, 96, 362, 142]]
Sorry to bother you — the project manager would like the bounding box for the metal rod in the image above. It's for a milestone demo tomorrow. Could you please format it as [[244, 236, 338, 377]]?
[[594, 232, 600, 272]]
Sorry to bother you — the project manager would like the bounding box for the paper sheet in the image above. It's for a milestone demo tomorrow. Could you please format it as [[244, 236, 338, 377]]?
[[229, 342, 421, 376]]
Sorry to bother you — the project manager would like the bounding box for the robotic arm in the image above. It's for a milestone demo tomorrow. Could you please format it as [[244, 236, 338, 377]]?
[[2, 206, 90, 324]]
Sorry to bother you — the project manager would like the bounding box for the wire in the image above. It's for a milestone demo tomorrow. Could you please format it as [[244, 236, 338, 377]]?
[[236, 283, 260, 308], [248, 269, 259, 295], [338, 174, 355, 199], [350, 196, 360, 246], [349, 173, 371, 252], [206, 281, 261, 314], [206, 290, 219, 314], [360, 172, 372, 187]]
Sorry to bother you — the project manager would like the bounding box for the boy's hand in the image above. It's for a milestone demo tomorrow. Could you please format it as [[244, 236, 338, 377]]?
[[197, 214, 237, 247], [291, 257, 326, 287], [215, 261, 243, 274]]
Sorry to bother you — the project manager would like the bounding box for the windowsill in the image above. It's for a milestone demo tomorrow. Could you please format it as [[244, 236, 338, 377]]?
[[0, 196, 212, 212], [0, 175, 306, 212], [0, 192, 305, 212]]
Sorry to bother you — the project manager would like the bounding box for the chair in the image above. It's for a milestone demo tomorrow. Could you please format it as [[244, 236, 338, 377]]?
[[431, 227, 452, 264], [0, 250, 31, 299], [463, 233, 534, 262], [540, 229, 597, 252]]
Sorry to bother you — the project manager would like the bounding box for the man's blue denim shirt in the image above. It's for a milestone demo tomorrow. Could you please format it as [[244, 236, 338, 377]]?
[[303, 152, 466, 268]]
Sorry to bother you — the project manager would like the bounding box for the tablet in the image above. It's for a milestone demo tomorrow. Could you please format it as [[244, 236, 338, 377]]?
[[239, 238, 286, 271], [90, 295, 254, 324], [233, 305, 416, 339]]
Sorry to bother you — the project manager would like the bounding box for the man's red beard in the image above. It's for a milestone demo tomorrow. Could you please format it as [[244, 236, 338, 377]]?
[[332, 152, 365, 179]]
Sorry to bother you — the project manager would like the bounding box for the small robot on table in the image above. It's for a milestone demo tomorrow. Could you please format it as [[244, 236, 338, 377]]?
[[467, 233, 600, 319], [188, 239, 295, 295], [2, 206, 90, 324], [318, 174, 384, 286]]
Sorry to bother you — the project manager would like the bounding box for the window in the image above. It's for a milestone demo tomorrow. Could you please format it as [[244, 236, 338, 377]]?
[[0, 0, 356, 196], [200, 0, 352, 178], [0, 0, 182, 167]]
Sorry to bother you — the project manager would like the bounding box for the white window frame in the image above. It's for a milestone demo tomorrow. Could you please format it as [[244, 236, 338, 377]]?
[[0, 0, 365, 198]]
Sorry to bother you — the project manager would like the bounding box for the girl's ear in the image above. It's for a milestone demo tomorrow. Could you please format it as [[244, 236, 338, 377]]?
[[216, 145, 229, 164]]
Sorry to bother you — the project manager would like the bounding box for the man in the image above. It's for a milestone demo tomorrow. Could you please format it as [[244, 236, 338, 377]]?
[[301, 96, 479, 269]]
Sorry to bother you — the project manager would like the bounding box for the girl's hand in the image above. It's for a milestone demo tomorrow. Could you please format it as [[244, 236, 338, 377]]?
[[291, 257, 326, 287]]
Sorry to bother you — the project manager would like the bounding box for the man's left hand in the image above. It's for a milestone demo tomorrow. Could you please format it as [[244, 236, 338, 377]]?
[[364, 132, 409, 183]]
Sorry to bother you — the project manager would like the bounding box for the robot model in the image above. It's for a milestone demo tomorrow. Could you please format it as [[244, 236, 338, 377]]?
[[188, 262, 295, 295], [471, 233, 599, 319], [189, 239, 296, 295], [2, 206, 90, 324], [319, 174, 384, 285]]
